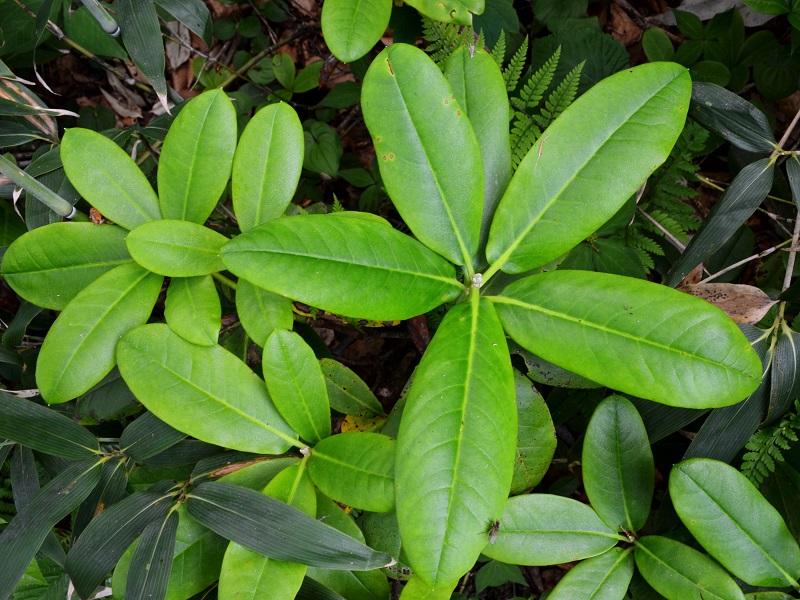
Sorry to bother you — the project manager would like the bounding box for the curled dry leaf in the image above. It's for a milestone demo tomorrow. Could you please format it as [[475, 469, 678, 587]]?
[[680, 283, 777, 324]]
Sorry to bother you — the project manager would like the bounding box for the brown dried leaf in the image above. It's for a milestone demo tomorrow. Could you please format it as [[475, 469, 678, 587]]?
[[680, 283, 777, 324]]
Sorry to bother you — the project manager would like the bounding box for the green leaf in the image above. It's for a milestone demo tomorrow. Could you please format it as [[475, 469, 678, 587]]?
[[481, 494, 621, 565], [642, 28, 674, 62], [320, 359, 385, 417], [235, 279, 293, 347], [492, 271, 762, 408], [165, 275, 221, 347], [689, 82, 776, 152], [126, 511, 179, 600], [119, 411, 186, 461], [475, 560, 527, 595], [361, 43, 483, 266], [443, 47, 512, 256], [232, 102, 303, 231], [154, 0, 211, 45], [308, 432, 395, 512], [36, 262, 163, 404], [65, 6, 127, 60], [403, 0, 483, 25], [583, 395, 653, 533], [767, 326, 800, 422], [116, 0, 168, 109], [303, 120, 342, 176], [61, 129, 161, 230], [219, 465, 315, 600], [635, 535, 746, 600], [66, 483, 176, 599], [395, 296, 516, 586], [742, 0, 791, 14], [126, 219, 228, 277], [117, 323, 298, 454], [263, 329, 331, 444], [0, 393, 99, 459], [670, 458, 800, 587], [186, 481, 394, 570], [546, 547, 634, 600], [321, 0, 391, 62], [667, 159, 774, 287], [0, 459, 102, 600], [1, 223, 130, 310], [158, 89, 237, 223], [510, 370, 556, 495], [293, 61, 323, 93], [221, 214, 463, 321], [486, 62, 690, 274]]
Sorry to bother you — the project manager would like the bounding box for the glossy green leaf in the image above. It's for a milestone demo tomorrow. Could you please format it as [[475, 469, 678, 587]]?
[[126, 511, 179, 600], [583, 395, 653, 532], [670, 458, 800, 587], [186, 481, 394, 570], [1, 223, 131, 310], [235, 279, 293, 347], [482, 494, 621, 565], [263, 329, 331, 444], [36, 262, 163, 404], [308, 432, 395, 512], [635, 535, 746, 600], [126, 220, 227, 277], [403, 0, 483, 25], [492, 271, 762, 408], [232, 102, 303, 231], [116, 0, 168, 109], [158, 89, 237, 223], [361, 43, 483, 266], [0, 392, 99, 459], [0, 459, 102, 600], [66, 483, 175, 599], [165, 275, 221, 346], [395, 296, 516, 586], [221, 214, 463, 321], [443, 47, 511, 254], [510, 370, 555, 495], [219, 465, 316, 600], [546, 547, 634, 600], [321, 0, 391, 62], [320, 359, 385, 417], [61, 129, 161, 229], [486, 62, 690, 274], [690, 82, 776, 152], [117, 324, 298, 454], [119, 411, 186, 461], [667, 159, 774, 287]]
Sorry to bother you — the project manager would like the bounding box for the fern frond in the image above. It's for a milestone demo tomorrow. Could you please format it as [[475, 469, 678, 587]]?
[[509, 116, 541, 170], [536, 60, 584, 130], [492, 30, 507, 68], [422, 17, 474, 65], [742, 400, 800, 486], [518, 45, 559, 108], [503, 36, 529, 92]]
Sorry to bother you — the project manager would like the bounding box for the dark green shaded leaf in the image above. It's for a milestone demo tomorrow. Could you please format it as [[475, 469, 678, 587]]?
[[296, 577, 347, 600], [628, 397, 706, 444], [154, 0, 211, 45], [116, 0, 168, 109], [320, 359, 385, 417], [2, 301, 43, 348], [120, 411, 186, 461], [73, 459, 129, 539], [126, 510, 179, 600]]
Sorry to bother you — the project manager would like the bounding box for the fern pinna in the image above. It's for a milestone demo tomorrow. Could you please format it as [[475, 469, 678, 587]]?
[[742, 400, 800, 486]]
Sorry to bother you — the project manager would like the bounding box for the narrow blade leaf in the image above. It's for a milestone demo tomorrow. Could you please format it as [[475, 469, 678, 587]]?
[[126, 510, 179, 600], [186, 481, 394, 570], [119, 411, 186, 461], [116, 0, 168, 110], [492, 271, 762, 408]]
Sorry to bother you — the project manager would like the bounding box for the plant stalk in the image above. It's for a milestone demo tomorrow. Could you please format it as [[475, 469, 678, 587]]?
[[0, 154, 76, 218]]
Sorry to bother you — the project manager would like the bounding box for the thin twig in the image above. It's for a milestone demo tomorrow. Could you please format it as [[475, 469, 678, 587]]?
[[610, 0, 683, 42], [637, 207, 686, 251], [702, 239, 792, 284], [782, 217, 800, 293]]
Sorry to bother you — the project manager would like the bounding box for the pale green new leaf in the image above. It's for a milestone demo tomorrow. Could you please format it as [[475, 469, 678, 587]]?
[[444, 47, 511, 256], [670, 458, 800, 587], [308, 432, 395, 512], [403, 0, 483, 25], [492, 271, 762, 408], [165, 275, 221, 347], [361, 43, 483, 266], [395, 295, 517, 586], [486, 62, 691, 273], [126, 219, 227, 276], [158, 89, 237, 223], [232, 102, 304, 231], [635, 535, 745, 600], [117, 324, 298, 454], [546, 547, 633, 600], [583, 395, 654, 532], [221, 214, 463, 321], [235, 279, 293, 347], [36, 262, 163, 404], [62, 128, 161, 230], [321, 0, 392, 63], [1, 222, 130, 310], [219, 465, 315, 600], [263, 329, 331, 444]]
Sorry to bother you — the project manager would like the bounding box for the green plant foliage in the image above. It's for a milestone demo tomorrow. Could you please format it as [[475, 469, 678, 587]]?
[[742, 400, 800, 486], [321, 0, 391, 62]]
